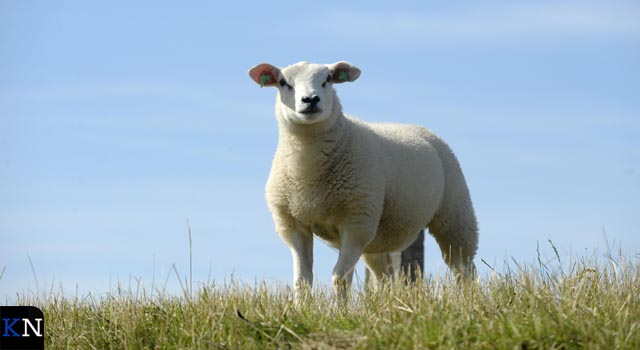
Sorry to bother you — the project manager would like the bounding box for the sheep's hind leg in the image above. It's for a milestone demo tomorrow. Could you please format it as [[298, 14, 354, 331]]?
[[362, 253, 395, 288], [428, 216, 478, 280]]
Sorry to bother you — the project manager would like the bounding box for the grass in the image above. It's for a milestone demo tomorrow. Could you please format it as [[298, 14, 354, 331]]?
[[14, 243, 640, 350]]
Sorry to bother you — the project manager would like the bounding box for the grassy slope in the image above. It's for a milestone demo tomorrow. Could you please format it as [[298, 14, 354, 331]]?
[[22, 250, 640, 349]]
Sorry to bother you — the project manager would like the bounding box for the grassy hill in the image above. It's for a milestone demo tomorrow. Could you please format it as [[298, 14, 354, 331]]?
[[19, 246, 640, 349]]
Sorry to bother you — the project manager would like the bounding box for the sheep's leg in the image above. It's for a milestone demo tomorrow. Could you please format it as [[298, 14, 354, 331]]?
[[280, 228, 314, 299], [332, 231, 369, 301], [441, 243, 476, 280], [362, 253, 395, 286], [428, 218, 477, 280]]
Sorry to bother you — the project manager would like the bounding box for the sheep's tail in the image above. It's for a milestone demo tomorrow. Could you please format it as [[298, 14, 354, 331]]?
[[423, 130, 479, 279]]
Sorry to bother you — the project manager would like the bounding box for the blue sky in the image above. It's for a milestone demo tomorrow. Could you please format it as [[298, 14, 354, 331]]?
[[1, 0, 639, 302]]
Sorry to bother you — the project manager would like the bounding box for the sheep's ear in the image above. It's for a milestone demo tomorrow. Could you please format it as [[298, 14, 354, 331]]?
[[328, 61, 361, 84], [249, 63, 280, 88]]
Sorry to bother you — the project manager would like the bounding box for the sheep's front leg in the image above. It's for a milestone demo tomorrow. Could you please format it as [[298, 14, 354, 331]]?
[[332, 230, 370, 301], [279, 228, 313, 300]]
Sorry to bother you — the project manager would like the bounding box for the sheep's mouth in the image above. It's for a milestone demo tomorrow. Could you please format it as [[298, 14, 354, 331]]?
[[299, 106, 322, 115]]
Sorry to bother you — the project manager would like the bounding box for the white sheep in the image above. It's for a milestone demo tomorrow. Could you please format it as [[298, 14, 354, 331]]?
[[248, 61, 478, 299]]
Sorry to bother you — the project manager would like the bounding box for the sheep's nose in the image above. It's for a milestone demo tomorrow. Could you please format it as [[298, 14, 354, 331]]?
[[301, 95, 320, 106]]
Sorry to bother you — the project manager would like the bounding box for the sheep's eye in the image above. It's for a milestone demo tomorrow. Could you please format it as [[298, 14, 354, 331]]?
[[322, 75, 332, 88], [279, 79, 292, 90]]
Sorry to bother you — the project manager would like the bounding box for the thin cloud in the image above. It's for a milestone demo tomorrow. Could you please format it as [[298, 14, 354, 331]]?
[[325, 3, 640, 44]]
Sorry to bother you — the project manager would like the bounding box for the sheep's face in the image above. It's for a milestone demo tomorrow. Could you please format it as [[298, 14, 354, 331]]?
[[249, 61, 361, 125], [277, 62, 335, 125]]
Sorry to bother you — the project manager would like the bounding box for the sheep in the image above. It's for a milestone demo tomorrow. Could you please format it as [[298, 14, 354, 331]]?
[[248, 61, 478, 299]]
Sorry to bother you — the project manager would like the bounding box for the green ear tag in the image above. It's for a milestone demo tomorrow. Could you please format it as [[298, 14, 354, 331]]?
[[338, 71, 349, 82], [259, 73, 272, 87]]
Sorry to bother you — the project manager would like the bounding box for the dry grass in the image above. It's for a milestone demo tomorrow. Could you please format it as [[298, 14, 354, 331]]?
[[16, 243, 640, 349]]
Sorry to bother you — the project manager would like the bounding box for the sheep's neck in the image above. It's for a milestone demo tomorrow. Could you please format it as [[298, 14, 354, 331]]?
[[279, 114, 350, 184]]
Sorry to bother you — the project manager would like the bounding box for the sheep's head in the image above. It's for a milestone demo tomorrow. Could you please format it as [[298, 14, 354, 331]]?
[[249, 61, 360, 125]]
